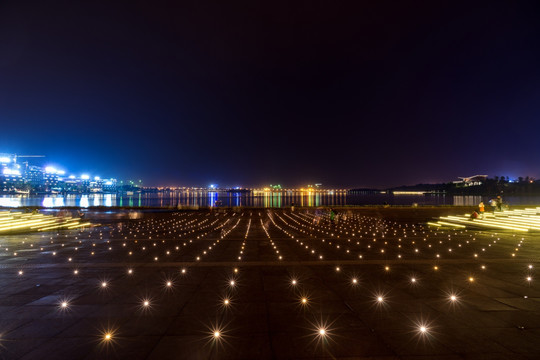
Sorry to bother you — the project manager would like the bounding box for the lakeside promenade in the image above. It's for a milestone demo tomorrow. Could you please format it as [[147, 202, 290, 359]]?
[[1, 208, 539, 359]]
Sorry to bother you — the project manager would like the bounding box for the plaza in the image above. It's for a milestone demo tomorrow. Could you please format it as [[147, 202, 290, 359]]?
[[1, 208, 539, 359]]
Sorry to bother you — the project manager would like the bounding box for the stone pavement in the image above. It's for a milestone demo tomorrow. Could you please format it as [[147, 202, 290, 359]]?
[[0, 208, 539, 359]]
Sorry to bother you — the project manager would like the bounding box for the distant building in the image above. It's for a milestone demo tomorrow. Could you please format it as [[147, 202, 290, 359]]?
[[1, 156, 24, 192], [24, 165, 44, 188], [453, 175, 488, 186], [43, 172, 59, 191], [1, 168, 24, 192], [0, 152, 119, 194], [103, 179, 117, 192]]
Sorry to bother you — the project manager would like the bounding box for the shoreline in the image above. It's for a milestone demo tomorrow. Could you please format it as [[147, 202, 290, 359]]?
[[3, 205, 538, 224]]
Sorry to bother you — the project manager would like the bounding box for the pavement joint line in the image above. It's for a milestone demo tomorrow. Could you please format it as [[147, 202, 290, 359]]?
[[6, 258, 534, 269]]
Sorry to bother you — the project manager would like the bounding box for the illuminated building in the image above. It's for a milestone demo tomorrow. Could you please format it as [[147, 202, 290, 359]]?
[[1, 167, 24, 192], [24, 165, 44, 188], [43, 172, 59, 190], [0, 152, 119, 194], [453, 175, 488, 186], [1, 155, 24, 192], [103, 179, 118, 192]]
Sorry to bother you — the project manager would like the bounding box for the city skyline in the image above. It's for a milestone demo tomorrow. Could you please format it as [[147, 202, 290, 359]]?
[[2, 150, 536, 191], [1, 2, 539, 187]]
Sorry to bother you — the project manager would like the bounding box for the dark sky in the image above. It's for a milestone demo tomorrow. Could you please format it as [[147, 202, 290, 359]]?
[[1, 1, 539, 188]]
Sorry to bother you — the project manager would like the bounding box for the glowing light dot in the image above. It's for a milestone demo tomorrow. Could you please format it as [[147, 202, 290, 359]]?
[[104, 333, 112, 340], [224, 299, 229, 305], [74, 270, 78, 275], [352, 278, 358, 284], [61, 301, 68, 308], [291, 280, 297, 285], [166, 281, 172, 287], [18, 270, 23, 275], [102, 282, 108, 288], [420, 326, 427, 333], [214, 331, 220, 338], [336, 267, 341, 272], [377, 296, 383, 302], [143, 300, 149, 307], [527, 276, 532, 282], [230, 280, 235, 286], [450, 295, 457, 301], [469, 277, 474, 282], [319, 328, 326, 336], [302, 297, 308, 304], [411, 277, 416, 283]]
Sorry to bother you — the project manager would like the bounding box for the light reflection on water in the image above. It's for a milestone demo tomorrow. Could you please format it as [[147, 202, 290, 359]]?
[[0, 192, 539, 208]]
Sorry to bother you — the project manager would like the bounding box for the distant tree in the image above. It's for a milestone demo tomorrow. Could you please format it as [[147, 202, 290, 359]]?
[[518, 176, 524, 183], [494, 176, 499, 182]]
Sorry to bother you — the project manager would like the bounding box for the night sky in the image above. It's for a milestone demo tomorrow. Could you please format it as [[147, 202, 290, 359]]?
[[1, 1, 540, 188]]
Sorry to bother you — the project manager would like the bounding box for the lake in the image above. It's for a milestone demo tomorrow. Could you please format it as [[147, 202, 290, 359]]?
[[1, 191, 540, 208]]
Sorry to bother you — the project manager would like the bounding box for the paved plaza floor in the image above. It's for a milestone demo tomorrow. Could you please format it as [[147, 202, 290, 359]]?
[[1, 208, 540, 359]]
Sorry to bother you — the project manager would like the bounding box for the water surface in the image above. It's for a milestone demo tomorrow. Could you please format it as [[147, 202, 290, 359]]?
[[1, 191, 539, 208]]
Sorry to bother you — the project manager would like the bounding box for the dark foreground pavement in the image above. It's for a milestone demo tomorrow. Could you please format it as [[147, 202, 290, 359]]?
[[1, 208, 539, 359]]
